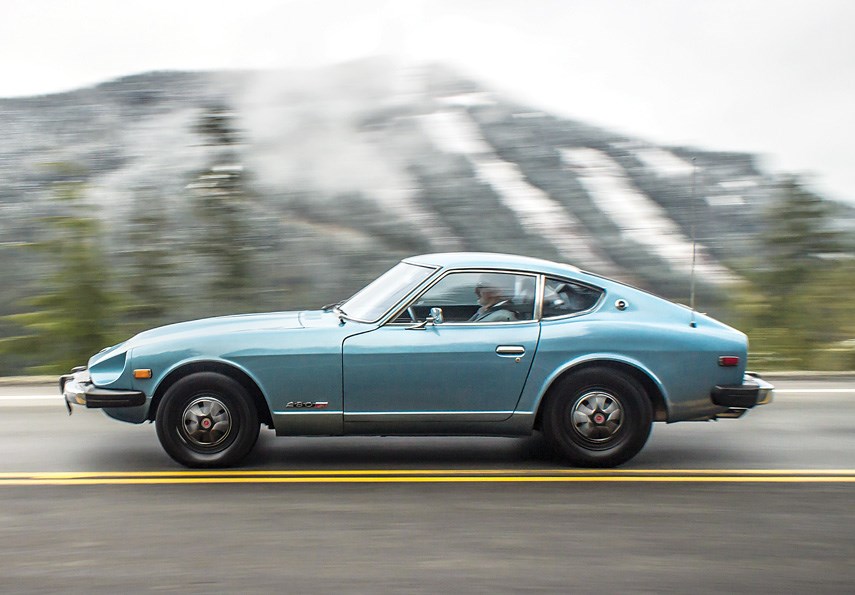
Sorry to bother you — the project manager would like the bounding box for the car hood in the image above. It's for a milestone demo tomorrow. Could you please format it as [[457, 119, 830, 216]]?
[[135, 311, 305, 342], [91, 311, 307, 366]]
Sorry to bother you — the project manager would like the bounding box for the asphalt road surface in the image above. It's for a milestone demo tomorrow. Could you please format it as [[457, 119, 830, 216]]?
[[1, 376, 853, 593]]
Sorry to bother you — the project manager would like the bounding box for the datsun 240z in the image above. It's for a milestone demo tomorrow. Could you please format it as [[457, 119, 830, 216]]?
[[61, 253, 773, 468]]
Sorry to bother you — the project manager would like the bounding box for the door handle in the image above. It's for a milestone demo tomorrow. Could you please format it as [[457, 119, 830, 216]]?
[[496, 345, 526, 356]]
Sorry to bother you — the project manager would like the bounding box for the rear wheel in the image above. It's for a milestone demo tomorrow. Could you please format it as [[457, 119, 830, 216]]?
[[155, 372, 259, 468], [543, 368, 652, 467]]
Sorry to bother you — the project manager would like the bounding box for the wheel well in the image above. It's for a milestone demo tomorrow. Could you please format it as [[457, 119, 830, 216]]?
[[148, 361, 273, 427], [533, 360, 668, 430]]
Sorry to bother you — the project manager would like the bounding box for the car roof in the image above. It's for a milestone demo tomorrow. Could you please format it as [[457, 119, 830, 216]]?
[[404, 252, 693, 316], [404, 252, 582, 276]]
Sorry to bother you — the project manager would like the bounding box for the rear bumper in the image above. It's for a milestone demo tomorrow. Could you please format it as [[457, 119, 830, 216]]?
[[60, 368, 146, 414], [711, 373, 774, 409]]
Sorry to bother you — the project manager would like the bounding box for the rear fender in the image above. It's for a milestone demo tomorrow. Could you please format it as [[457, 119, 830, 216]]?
[[531, 355, 670, 427]]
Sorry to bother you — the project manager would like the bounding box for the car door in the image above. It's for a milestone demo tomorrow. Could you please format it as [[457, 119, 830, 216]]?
[[341, 271, 540, 431]]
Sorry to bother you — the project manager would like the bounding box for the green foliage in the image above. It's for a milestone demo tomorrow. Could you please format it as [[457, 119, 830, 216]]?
[[116, 186, 179, 334], [760, 178, 843, 286], [0, 181, 123, 373], [734, 178, 855, 369]]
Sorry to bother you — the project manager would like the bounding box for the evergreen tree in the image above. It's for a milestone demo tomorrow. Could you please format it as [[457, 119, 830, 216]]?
[[736, 177, 854, 369], [118, 185, 178, 332], [759, 177, 843, 292], [188, 105, 257, 311], [0, 180, 121, 373]]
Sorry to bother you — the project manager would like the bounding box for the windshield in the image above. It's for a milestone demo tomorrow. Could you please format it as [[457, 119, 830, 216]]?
[[340, 262, 436, 322]]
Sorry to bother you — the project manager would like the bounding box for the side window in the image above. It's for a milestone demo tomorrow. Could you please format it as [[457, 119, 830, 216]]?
[[542, 278, 602, 318], [395, 272, 536, 323]]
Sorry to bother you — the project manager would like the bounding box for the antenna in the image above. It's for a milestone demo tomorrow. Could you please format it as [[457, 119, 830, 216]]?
[[689, 157, 698, 328]]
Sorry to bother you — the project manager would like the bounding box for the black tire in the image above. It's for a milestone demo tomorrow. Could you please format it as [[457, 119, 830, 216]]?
[[155, 372, 260, 468], [543, 367, 652, 467]]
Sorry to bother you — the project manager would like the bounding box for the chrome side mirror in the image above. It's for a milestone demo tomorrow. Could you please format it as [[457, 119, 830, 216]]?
[[407, 307, 444, 330]]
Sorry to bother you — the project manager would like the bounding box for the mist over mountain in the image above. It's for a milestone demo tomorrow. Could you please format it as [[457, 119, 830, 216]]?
[[1, 61, 853, 326]]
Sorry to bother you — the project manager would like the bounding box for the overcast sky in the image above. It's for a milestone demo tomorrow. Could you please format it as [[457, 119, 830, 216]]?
[[2, 0, 853, 204]]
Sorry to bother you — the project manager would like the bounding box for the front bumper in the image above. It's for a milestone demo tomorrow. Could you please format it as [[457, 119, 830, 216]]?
[[60, 368, 146, 414], [711, 372, 774, 410]]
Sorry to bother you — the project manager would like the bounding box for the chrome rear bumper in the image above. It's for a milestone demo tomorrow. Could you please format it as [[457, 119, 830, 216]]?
[[711, 372, 774, 412]]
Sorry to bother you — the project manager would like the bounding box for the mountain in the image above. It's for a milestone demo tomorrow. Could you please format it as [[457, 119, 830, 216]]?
[[1, 61, 853, 332]]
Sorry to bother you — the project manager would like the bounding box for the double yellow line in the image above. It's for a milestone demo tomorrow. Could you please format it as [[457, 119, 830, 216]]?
[[1, 469, 854, 485]]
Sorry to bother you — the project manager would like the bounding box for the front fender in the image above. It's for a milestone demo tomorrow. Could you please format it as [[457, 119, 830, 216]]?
[[127, 324, 352, 431], [142, 354, 269, 407], [102, 352, 269, 425]]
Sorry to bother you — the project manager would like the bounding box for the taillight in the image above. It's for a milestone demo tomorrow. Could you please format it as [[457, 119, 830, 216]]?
[[719, 356, 740, 367]]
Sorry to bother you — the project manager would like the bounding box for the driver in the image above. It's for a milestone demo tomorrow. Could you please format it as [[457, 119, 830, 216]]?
[[469, 276, 517, 322]]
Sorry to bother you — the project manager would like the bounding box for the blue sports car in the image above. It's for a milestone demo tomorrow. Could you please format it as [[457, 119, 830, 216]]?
[[61, 252, 772, 468]]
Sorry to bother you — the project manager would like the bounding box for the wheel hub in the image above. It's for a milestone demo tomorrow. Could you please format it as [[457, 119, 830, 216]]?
[[571, 391, 623, 442], [181, 396, 232, 447]]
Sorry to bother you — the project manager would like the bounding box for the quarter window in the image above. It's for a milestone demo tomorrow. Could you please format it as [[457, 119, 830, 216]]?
[[542, 278, 602, 318]]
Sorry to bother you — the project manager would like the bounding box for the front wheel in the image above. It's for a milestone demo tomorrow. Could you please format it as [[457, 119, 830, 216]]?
[[543, 368, 652, 467], [155, 372, 260, 468]]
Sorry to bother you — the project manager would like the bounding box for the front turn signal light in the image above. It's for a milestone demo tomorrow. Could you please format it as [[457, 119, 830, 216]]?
[[133, 369, 153, 379]]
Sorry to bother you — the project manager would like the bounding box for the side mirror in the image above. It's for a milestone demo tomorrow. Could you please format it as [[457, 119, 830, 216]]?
[[407, 307, 444, 330]]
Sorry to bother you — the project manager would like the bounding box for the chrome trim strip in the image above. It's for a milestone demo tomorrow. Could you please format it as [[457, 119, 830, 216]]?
[[344, 410, 515, 416], [388, 319, 539, 327], [272, 410, 344, 416], [421, 319, 538, 327], [344, 411, 515, 423], [534, 274, 545, 321]]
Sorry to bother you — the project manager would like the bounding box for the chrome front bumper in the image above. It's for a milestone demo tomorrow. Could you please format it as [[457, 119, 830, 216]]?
[[60, 368, 146, 415]]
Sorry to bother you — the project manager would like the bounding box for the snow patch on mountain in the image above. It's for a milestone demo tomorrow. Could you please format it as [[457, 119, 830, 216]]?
[[418, 110, 615, 272], [706, 194, 746, 207], [719, 179, 758, 190], [561, 147, 735, 283], [617, 143, 695, 178], [438, 92, 496, 108], [418, 110, 492, 155]]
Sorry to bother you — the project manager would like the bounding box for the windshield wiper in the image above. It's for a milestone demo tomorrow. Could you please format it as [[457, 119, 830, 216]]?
[[322, 300, 343, 312]]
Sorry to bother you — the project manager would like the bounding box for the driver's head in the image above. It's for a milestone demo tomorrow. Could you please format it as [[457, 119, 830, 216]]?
[[475, 275, 509, 307]]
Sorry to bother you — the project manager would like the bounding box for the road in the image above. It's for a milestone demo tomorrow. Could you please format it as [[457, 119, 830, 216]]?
[[1, 377, 853, 593]]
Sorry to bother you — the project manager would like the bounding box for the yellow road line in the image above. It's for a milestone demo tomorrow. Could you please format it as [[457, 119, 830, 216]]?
[[0, 476, 854, 486], [1, 469, 854, 479], [0, 469, 854, 486]]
